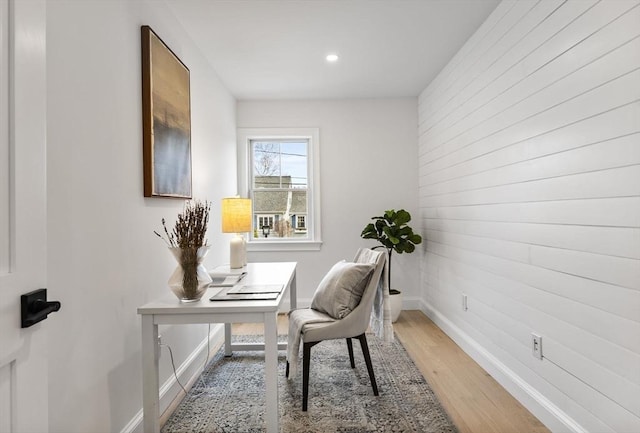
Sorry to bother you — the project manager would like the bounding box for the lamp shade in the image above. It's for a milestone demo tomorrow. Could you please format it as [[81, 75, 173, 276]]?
[[221, 198, 252, 233]]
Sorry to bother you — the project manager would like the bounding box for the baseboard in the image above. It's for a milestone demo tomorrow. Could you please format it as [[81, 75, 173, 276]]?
[[120, 324, 225, 433], [419, 299, 587, 433], [402, 295, 421, 310]]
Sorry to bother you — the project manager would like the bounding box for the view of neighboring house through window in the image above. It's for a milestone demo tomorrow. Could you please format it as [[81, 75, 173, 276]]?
[[250, 139, 309, 239]]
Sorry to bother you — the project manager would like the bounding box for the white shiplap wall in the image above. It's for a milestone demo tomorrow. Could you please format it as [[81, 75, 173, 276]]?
[[417, 1, 640, 432]]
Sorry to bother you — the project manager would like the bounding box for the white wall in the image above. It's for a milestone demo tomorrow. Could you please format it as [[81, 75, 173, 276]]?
[[237, 99, 420, 305], [418, 1, 640, 432], [46, 0, 237, 431]]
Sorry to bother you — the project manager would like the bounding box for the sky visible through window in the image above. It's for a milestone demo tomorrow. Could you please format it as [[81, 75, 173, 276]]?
[[252, 140, 307, 188]]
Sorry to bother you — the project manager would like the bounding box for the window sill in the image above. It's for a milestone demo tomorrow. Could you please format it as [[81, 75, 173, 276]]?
[[247, 240, 323, 252]]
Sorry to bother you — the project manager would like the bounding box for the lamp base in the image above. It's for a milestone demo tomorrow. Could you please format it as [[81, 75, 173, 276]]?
[[229, 234, 245, 269]]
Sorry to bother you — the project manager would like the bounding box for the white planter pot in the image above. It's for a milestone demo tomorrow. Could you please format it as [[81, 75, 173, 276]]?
[[389, 291, 402, 323]]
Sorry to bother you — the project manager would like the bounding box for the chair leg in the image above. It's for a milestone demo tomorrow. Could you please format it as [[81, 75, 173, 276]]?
[[286, 361, 289, 378], [357, 334, 379, 396], [346, 338, 355, 368], [302, 341, 318, 411]]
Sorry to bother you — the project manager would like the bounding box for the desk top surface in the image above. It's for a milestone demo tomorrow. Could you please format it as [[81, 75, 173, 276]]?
[[137, 262, 296, 315]]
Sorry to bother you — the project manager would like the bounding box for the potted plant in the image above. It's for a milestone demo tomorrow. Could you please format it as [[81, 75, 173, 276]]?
[[361, 209, 422, 322]]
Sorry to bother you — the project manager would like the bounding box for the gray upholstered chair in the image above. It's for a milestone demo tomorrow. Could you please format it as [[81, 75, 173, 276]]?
[[287, 248, 387, 411]]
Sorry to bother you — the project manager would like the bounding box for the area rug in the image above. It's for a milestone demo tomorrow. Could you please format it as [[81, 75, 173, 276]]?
[[162, 334, 458, 433]]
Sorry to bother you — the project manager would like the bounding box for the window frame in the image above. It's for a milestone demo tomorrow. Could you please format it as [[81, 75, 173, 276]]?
[[237, 127, 322, 251]]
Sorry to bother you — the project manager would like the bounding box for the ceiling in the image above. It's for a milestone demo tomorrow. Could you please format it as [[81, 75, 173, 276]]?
[[165, 0, 500, 100]]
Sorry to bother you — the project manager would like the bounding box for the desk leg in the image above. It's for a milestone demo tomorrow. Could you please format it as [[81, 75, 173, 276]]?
[[264, 312, 279, 432], [141, 315, 160, 433], [290, 270, 297, 310], [224, 323, 232, 356]]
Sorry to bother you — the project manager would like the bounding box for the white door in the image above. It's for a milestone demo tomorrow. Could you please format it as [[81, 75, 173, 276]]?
[[0, 0, 48, 431]]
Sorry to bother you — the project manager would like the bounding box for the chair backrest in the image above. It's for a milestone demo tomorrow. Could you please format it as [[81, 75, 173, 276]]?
[[342, 248, 386, 335]]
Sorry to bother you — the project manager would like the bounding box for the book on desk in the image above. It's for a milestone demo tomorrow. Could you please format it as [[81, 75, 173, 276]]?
[[209, 284, 283, 301], [208, 264, 247, 287], [209, 274, 246, 287]]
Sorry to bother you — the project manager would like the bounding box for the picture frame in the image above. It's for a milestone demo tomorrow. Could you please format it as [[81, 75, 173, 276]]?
[[141, 25, 192, 198]]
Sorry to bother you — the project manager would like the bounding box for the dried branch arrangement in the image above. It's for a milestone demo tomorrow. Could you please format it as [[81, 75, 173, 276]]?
[[155, 200, 212, 300], [155, 200, 211, 248]]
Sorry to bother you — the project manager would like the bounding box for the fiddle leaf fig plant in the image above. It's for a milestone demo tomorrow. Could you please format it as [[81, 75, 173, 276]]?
[[361, 209, 422, 294]]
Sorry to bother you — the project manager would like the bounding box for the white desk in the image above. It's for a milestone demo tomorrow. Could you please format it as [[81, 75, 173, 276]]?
[[138, 262, 297, 433]]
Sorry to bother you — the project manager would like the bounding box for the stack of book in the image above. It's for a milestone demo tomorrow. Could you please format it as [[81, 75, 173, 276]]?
[[208, 264, 283, 300], [208, 265, 247, 287], [210, 284, 283, 301]]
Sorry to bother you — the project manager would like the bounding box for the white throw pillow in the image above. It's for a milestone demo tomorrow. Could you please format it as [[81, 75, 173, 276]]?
[[311, 260, 375, 319]]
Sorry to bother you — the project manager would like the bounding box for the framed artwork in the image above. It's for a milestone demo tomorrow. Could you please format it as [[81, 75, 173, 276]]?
[[141, 25, 192, 198]]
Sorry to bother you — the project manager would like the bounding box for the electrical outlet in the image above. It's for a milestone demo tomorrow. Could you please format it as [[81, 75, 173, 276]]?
[[531, 333, 542, 360], [462, 294, 468, 311]]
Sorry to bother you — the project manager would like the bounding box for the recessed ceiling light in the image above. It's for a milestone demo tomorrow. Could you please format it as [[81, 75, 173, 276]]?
[[326, 53, 339, 63]]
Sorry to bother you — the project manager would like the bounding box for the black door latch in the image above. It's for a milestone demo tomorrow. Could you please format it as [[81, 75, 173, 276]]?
[[21, 288, 61, 328]]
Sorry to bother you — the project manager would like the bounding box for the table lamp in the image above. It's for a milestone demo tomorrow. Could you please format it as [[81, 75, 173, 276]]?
[[221, 197, 252, 268]]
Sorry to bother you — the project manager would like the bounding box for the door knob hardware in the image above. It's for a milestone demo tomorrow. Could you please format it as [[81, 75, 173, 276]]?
[[21, 288, 61, 328]]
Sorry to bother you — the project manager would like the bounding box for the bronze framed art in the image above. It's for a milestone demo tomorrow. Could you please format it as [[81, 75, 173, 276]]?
[[141, 25, 192, 198]]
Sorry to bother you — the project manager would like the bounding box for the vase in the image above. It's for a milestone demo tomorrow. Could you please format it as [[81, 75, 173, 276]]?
[[168, 246, 212, 302]]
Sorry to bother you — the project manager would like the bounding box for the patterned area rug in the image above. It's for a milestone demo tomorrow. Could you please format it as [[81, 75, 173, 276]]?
[[163, 334, 458, 433]]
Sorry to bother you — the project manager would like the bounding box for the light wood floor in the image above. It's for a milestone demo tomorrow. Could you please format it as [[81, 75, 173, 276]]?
[[393, 310, 549, 433], [233, 310, 550, 433]]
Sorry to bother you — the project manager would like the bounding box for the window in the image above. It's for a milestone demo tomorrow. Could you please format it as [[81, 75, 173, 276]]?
[[258, 215, 274, 230], [296, 215, 306, 230], [238, 128, 321, 251]]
